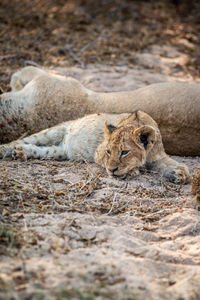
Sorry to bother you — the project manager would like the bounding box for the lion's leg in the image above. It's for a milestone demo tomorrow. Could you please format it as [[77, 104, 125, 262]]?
[[10, 66, 47, 91], [148, 154, 190, 184], [13, 144, 67, 160], [0, 125, 67, 160], [21, 126, 67, 146], [0, 142, 17, 159]]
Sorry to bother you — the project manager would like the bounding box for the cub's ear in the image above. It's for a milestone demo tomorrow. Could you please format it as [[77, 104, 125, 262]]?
[[133, 125, 157, 150], [104, 122, 117, 137]]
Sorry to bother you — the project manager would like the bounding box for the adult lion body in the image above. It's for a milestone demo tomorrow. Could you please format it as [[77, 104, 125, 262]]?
[[0, 66, 200, 155], [0, 111, 190, 184]]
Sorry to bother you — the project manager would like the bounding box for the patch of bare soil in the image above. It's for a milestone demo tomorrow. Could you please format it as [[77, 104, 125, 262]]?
[[0, 0, 200, 91], [0, 156, 200, 300], [0, 1, 200, 299]]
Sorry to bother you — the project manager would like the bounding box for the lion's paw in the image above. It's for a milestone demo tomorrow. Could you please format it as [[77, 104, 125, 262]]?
[[12, 146, 27, 161], [0, 145, 8, 158], [164, 165, 190, 184], [121, 167, 140, 180], [0, 145, 13, 158]]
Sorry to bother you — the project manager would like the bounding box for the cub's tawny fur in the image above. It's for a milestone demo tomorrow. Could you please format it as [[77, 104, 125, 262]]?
[[0, 111, 190, 184], [191, 171, 200, 203], [1, 67, 200, 155]]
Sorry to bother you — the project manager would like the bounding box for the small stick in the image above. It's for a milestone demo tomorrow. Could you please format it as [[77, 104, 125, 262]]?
[[106, 192, 117, 215], [80, 30, 106, 54], [65, 44, 85, 68]]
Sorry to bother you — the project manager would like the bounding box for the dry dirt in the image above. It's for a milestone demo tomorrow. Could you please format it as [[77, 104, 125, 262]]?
[[0, 1, 200, 300]]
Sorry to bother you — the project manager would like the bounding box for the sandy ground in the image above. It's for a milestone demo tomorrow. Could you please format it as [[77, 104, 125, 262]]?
[[0, 155, 200, 300], [1, 1, 200, 299], [1, 58, 200, 300]]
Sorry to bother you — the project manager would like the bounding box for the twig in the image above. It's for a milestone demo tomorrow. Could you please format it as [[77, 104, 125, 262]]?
[[80, 32, 105, 54], [17, 132, 28, 141], [43, 166, 56, 210], [142, 208, 172, 220], [106, 192, 117, 215], [24, 60, 39, 67], [114, 199, 131, 213], [65, 44, 85, 68]]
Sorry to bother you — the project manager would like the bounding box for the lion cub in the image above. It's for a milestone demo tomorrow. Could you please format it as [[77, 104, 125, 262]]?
[[0, 111, 190, 183]]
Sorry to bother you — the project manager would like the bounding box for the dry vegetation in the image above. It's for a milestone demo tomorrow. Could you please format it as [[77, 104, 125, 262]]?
[[1, 155, 200, 300], [0, 0, 200, 90], [0, 0, 200, 299], [0, 156, 200, 300]]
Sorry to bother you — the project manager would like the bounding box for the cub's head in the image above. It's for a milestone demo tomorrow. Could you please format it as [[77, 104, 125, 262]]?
[[103, 123, 157, 179]]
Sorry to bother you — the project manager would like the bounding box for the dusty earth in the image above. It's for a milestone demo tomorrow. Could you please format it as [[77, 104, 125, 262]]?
[[1, 1, 200, 300]]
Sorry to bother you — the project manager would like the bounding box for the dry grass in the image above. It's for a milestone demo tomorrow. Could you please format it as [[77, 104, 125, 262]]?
[[0, 158, 193, 219], [0, 156, 199, 299], [0, 0, 200, 91], [1, 1, 200, 298]]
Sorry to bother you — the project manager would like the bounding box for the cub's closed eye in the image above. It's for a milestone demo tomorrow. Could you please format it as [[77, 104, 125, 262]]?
[[121, 150, 130, 157], [106, 149, 111, 156]]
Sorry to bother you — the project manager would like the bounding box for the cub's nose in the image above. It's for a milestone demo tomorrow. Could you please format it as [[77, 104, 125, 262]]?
[[108, 167, 118, 174]]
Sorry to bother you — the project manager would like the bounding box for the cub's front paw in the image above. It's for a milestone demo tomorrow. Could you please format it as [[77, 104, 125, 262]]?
[[12, 146, 27, 161], [0, 145, 12, 158], [126, 167, 140, 179], [164, 165, 190, 184]]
